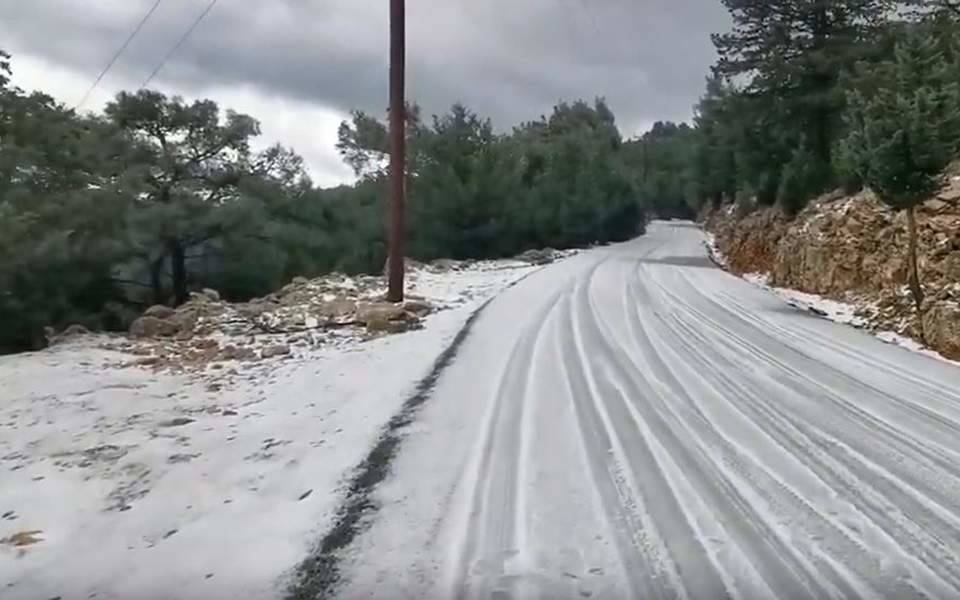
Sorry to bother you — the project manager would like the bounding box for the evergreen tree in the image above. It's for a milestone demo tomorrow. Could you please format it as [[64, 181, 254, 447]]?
[[840, 33, 960, 312], [105, 90, 261, 306], [714, 0, 893, 166], [0, 53, 138, 350]]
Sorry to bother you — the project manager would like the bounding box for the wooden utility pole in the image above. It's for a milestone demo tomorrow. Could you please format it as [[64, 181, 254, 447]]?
[[386, 0, 406, 303]]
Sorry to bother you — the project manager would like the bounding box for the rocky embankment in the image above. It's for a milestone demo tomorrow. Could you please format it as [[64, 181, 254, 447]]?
[[706, 170, 960, 360]]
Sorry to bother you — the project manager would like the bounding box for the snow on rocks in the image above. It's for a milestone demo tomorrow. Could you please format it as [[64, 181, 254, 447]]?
[[93, 258, 552, 383], [704, 232, 728, 267], [0, 257, 548, 600]]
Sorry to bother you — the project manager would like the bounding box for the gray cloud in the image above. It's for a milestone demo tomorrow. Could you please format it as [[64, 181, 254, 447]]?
[[1, 0, 731, 137]]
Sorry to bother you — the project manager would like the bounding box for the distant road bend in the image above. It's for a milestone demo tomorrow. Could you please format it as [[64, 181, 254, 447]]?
[[340, 221, 960, 600]]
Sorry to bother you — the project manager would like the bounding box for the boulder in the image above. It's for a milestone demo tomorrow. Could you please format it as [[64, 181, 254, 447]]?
[[193, 338, 219, 350], [356, 301, 406, 323], [261, 344, 292, 359], [517, 249, 555, 265], [940, 185, 960, 203], [922, 302, 960, 360], [366, 318, 413, 334], [169, 308, 199, 334], [403, 299, 433, 315], [430, 258, 461, 271], [220, 345, 257, 361], [924, 198, 950, 214], [292, 276, 309, 285], [144, 305, 176, 319], [236, 301, 275, 319], [129, 316, 179, 338], [315, 298, 358, 323], [62, 324, 90, 337]]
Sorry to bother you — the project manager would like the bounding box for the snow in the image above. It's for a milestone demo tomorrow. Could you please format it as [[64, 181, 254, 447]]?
[[0, 260, 541, 600], [874, 330, 960, 367], [704, 232, 728, 267], [335, 221, 960, 599], [739, 268, 960, 367]]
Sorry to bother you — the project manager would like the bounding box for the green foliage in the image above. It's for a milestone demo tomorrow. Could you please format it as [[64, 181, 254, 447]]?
[[777, 143, 832, 214], [841, 32, 960, 209], [0, 50, 647, 353], [713, 0, 893, 164], [622, 122, 697, 220], [402, 99, 643, 259], [0, 54, 139, 352], [105, 90, 263, 305]]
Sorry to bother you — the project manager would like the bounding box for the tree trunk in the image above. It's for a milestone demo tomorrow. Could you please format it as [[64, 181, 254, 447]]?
[[906, 206, 925, 313], [169, 239, 188, 306], [150, 255, 165, 306]]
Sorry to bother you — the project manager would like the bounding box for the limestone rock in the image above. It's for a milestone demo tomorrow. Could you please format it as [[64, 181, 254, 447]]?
[[403, 299, 433, 315], [517, 248, 557, 265], [144, 305, 176, 319], [366, 318, 413, 334], [130, 316, 179, 338], [923, 302, 960, 361], [62, 324, 90, 337], [261, 344, 292, 359], [356, 301, 407, 323]]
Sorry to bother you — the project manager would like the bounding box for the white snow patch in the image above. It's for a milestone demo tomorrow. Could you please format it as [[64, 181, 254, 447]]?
[[0, 260, 541, 600], [704, 232, 728, 267], [742, 272, 771, 287], [874, 331, 960, 367]]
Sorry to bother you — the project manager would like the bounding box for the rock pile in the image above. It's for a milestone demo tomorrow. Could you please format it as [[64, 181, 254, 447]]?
[[118, 273, 433, 373], [516, 248, 562, 265]]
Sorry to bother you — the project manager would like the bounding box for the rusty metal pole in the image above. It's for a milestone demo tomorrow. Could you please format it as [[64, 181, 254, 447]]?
[[386, 0, 406, 303]]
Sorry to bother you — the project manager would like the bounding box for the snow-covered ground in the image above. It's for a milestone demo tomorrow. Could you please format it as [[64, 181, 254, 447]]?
[[0, 261, 540, 600], [336, 222, 960, 599]]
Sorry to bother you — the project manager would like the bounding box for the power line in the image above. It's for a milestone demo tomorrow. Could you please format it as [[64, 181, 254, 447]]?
[[75, 0, 163, 110], [140, 0, 219, 90]]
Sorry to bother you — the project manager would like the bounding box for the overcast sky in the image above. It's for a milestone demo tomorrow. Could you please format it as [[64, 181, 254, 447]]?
[[1, 0, 731, 187]]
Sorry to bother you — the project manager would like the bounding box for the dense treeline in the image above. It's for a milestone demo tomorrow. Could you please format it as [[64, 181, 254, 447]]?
[[0, 51, 645, 353], [643, 0, 960, 220], [638, 0, 960, 312], [6, 0, 959, 353]]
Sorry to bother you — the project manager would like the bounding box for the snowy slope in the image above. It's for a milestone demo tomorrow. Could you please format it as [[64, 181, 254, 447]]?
[[0, 262, 537, 600], [338, 221, 960, 600]]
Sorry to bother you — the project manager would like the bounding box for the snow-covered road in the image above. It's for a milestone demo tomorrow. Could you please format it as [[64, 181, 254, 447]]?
[[339, 221, 960, 599]]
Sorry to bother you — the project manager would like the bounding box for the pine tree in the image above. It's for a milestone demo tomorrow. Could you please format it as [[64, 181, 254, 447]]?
[[840, 33, 960, 313], [713, 0, 893, 167], [105, 90, 260, 306]]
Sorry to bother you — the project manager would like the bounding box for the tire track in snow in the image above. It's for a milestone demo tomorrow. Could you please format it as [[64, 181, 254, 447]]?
[[333, 222, 960, 599], [447, 289, 564, 600], [711, 288, 960, 443], [663, 311, 960, 597], [648, 271, 960, 596], [639, 282, 946, 597], [621, 267, 878, 599], [575, 263, 831, 600], [661, 276, 960, 505], [555, 288, 676, 600]]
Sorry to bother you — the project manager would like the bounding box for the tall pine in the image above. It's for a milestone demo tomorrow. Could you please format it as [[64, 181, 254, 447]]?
[[840, 33, 960, 314], [713, 0, 893, 169]]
